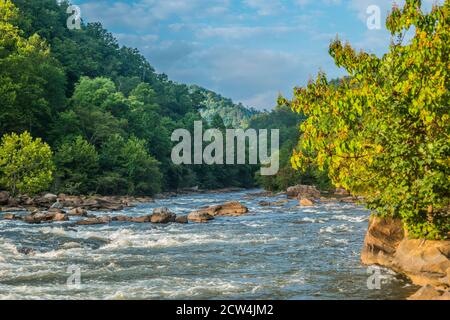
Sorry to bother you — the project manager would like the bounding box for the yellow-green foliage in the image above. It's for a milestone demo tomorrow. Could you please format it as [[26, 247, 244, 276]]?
[[282, 0, 450, 239], [0, 131, 54, 195]]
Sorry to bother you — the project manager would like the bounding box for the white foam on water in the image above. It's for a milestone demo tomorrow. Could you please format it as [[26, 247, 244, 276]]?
[[332, 215, 368, 223], [319, 224, 353, 234]]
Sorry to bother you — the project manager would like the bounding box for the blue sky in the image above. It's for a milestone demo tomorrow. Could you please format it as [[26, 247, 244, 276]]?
[[75, 0, 441, 110]]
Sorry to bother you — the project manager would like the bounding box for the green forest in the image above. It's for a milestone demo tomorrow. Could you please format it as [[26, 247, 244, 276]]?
[[1, 0, 448, 240], [0, 0, 319, 197]]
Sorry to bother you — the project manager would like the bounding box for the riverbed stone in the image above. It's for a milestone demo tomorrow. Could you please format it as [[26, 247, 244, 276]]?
[[151, 207, 176, 223], [76, 216, 112, 225], [68, 207, 88, 216], [2, 213, 16, 220], [187, 211, 214, 223]]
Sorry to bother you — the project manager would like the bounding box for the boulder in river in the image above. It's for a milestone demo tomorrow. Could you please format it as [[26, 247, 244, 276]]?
[[286, 185, 321, 199], [151, 207, 176, 223], [175, 215, 188, 224], [23, 211, 69, 224], [2, 213, 16, 220], [194, 201, 248, 217], [76, 216, 111, 225], [187, 211, 214, 223]]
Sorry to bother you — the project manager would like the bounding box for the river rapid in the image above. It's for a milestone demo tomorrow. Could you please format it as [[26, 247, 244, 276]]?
[[0, 189, 419, 299]]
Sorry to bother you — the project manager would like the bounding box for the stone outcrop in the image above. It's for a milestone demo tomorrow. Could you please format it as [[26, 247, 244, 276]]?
[[361, 216, 405, 266], [361, 215, 450, 300], [407, 285, 450, 300], [286, 185, 321, 199]]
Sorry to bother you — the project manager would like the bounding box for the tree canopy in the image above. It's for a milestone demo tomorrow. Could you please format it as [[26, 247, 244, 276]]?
[[282, 0, 449, 239]]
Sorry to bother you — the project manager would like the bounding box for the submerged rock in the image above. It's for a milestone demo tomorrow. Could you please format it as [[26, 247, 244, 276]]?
[[299, 198, 315, 207], [259, 199, 288, 207], [130, 215, 151, 223]]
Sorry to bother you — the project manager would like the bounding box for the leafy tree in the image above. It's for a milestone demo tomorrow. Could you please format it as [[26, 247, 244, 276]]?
[[98, 135, 162, 195], [52, 77, 127, 147], [53, 136, 99, 195], [283, 0, 450, 239], [0, 131, 54, 195], [0, 0, 66, 139]]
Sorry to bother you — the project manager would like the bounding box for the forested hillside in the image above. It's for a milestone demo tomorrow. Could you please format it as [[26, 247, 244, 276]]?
[[0, 0, 259, 195]]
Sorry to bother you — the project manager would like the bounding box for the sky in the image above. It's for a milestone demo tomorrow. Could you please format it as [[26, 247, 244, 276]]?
[[74, 0, 442, 110]]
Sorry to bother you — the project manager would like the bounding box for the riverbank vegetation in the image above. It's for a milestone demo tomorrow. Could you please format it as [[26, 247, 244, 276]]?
[[282, 0, 449, 239]]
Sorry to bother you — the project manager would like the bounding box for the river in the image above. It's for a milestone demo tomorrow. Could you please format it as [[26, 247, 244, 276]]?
[[0, 189, 419, 299]]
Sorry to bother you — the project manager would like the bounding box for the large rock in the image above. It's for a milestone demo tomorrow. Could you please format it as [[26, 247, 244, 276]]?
[[286, 185, 321, 199], [0, 191, 10, 205], [361, 215, 450, 298], [393, 238, 450, 287], [194, 202, 248, 217], [23, 211, 68, 224], [2, 213, 16, 220], [361, 216, 405, 266], [151, 207, 176, 223], [408, 285, 450, 300], [187, 211, 214, 223]]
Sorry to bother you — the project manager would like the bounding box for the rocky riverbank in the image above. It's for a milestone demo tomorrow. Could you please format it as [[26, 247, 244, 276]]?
[[361, 215, 450, 300]]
